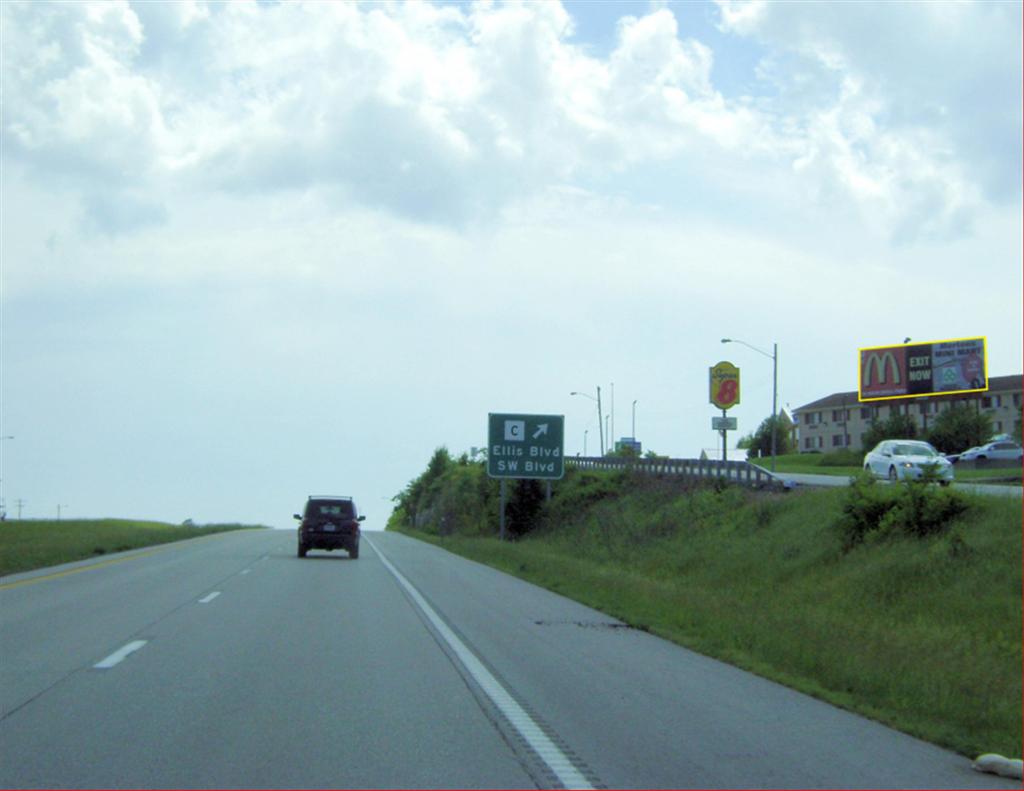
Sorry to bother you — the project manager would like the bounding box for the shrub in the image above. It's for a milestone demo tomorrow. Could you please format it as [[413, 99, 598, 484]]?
[[837, 472, 969, 548]]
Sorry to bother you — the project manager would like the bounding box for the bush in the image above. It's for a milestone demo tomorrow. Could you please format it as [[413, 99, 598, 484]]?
[[837, 472, 969, 548]]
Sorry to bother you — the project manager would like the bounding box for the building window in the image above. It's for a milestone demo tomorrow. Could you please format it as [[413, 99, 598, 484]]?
[[860, 407, 871, 419], [804, 437, 814, 450], [996, 421, 1003, 432], [995, 395, 1002, 407], [817, 436, 824, 449], [982, 396, 992, 408], [1014, 394, 1021, 408], [832, 434, 846, 447], [919, 402, 930, 415]]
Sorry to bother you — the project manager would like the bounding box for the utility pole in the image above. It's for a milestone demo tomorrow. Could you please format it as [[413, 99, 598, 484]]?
[[15, 499, 25, 519], [596, 387, 604, 455], [611, 382, 615, 449]]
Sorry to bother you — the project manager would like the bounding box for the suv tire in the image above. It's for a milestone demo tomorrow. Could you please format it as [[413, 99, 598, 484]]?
[[298, 541, 308, 558]]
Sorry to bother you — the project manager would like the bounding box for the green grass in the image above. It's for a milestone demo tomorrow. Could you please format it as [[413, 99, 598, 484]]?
[[752, 453, 1021, 483], [0, 519, 266, 577], [392, 474, 1021, 759]]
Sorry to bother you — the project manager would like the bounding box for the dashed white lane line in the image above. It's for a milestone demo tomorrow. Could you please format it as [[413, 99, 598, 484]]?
[[368, 538, 595, 790], [198, 591, 221, 604], [94, 640, 148, 669]]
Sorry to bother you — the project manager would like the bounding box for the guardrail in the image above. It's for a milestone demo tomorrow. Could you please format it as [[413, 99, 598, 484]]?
[[566, 456, 781, 489]]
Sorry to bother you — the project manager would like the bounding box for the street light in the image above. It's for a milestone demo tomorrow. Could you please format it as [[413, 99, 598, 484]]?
[[722, 338, 779, 473], [584, 429, 588, 456], [570, 388, 604, 455], [632, 400, 638, 439]]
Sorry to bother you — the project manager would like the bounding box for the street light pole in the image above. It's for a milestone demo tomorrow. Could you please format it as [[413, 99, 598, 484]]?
[[584, 429, 588, 456], [722, 338, 779, 473], [632, 400, 638, 439], [571, 388, 604, 455]]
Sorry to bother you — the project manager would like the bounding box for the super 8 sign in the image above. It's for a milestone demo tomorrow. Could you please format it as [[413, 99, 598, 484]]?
[[710, 361, 740, 410]]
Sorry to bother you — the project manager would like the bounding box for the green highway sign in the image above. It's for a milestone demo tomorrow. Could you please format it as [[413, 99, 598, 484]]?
[[487, 413, 565, 480]]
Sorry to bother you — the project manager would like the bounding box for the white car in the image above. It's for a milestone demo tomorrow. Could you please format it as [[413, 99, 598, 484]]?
[[863, 440, 954, 485], [957, 441, 1023, 463]]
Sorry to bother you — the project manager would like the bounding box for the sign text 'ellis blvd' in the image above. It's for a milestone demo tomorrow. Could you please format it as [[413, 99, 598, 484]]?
[[487, 413, 565, 480]]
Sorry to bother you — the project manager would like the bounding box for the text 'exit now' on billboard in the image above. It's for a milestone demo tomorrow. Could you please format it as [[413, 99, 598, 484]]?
[[858, 337, 987, 402]]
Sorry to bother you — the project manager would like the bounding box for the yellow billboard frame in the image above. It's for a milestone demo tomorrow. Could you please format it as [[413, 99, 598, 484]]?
[[857, 336, 988, 403]]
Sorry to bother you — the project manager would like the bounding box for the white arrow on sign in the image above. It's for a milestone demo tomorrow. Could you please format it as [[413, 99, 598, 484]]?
[[532, 424, 549, 440]]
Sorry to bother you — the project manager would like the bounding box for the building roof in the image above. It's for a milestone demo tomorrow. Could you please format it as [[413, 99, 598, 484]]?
[[793, 374, 1022, 414]]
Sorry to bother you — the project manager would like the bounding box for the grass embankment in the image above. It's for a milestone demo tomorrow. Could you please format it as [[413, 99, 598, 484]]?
[[0, 519, 265, 577], [389, 454, 1022, 758], [752, 451, 1021, 483]]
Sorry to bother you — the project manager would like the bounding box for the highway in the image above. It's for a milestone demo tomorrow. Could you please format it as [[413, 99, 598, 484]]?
[[1, 528, 1017, 789]]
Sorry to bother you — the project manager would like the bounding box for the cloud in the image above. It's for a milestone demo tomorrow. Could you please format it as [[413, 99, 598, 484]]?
[[715, 0, 1022, 240], [2, 1, 1019, 240]]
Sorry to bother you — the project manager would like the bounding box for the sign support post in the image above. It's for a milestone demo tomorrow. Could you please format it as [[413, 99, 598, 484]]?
[[721, 408, 728, 463], [499, 479, 506, 541]]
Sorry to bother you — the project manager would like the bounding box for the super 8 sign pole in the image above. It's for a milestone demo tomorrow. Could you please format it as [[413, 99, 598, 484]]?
[[710, 362, 740, 462]]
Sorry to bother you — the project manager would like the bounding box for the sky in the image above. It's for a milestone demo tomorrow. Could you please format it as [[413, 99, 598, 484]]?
[[2, 0, 1021, 530]]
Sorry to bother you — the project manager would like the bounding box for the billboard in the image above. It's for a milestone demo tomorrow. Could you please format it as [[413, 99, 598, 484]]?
[[858, 337, 987, 402]]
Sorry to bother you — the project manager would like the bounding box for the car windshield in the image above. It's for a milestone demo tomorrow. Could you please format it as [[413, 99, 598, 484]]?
[[893, 444, 936, 457], [307, 501, 354, 519]]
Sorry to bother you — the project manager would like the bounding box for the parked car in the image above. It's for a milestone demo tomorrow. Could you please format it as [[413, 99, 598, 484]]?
[[863, 440, 954, 485], [957, 441, 1023, 463], [294, 495, 365, 559]]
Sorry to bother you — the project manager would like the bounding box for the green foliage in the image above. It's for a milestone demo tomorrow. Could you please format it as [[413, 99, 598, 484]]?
[[925, 403, 994, 454], [391, 447, 455, 530], [606, 443, 640, 459], [506, 479, 545, 538], [818, 449, 864, 467], [0, 520, 263, 577], [837, 472, 969, 549], [862, 412, 918, 451], [746, 413, 795, 458]]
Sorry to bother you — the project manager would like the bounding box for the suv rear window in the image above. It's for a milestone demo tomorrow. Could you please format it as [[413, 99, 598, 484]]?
[[305, 500, 356, 520]]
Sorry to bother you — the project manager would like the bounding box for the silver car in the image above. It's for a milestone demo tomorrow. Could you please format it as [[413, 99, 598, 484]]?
[[958, 441, 1023, 463], [863, 440, 954, 485]]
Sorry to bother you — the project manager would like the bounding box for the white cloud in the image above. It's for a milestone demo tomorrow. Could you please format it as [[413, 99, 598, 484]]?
[[7, 0, 1014, 242]]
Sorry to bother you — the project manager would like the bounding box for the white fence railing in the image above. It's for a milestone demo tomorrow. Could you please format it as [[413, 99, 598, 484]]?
[[566, 456, 780, 488]]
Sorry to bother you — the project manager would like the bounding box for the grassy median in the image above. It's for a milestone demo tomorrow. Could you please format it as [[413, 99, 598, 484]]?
[[0, 519, 266, 577], [390, 458, 1022, 759]]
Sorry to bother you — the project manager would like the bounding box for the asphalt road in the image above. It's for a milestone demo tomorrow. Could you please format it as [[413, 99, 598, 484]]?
[[1, 529, 1018, 789]]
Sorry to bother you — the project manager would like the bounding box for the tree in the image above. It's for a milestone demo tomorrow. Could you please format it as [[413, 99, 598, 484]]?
[[926, 403, 993, 454], [862, 412, 917, 451], [747, 413, 794, 458], [736, 432, 755, 450]]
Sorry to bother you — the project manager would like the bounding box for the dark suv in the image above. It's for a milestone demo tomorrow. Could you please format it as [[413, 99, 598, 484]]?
[[294, 496, 365, 559]]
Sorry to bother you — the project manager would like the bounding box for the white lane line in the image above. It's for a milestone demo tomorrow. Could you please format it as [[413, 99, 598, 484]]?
[[94, 640, 148, 669], [240, 569, 251, 575], [368, 538, 594, 790], [198, 591, 221, 604]]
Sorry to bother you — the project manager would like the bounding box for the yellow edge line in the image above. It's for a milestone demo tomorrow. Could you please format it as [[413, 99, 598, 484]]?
[[0, 529, 265, 591]]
